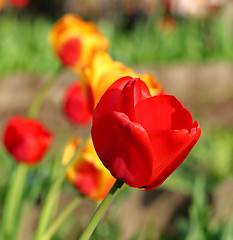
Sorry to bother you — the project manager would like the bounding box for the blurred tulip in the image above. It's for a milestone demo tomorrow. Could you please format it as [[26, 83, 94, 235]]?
[[91, 76, 201, 190], [81, 52, 161, 109], [158, 16, 177, 33], [49, 14, 109, 72], [62, 137, 82, 165], [63, 82, 92, 125], [3, 116, 52, 165], [0, 0, 5, 10], [66, 138, 116, 201], [207, 0, 226, 13], [9, 0, 29, 8]]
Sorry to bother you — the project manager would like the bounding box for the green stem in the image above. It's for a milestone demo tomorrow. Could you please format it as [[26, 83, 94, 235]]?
[[34, 175, 64, 240], [41, 195, 82, 240], [1, 164, 28, 240], [35, 132, 90, 240], [79, 179, 124, 240], [27, 66, 61, 118]]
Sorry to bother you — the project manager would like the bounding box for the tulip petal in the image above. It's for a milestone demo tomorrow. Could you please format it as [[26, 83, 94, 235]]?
[[67, 161, 100, 197], [93, 77, 151, 123], [66, 138, 116, 201], [91, 111, 154, 188], [58, 38, 81, 67], [11, 134, 49, 164], [118, 79, 151, 121], [63, 82, 92, 125], [145, 122, 201, 190], [10, 0, 29, 8], [93, 76, 134, 123], [135, 95, 193, 132]]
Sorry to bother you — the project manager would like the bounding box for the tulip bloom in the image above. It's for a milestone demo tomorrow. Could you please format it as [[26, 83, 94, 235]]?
[[3, 116, 52, 165], [9, 0, 30, 8], [91, 76, 201, 190], [66, 138, 116, 201], [0, 0, 5, 10], [49, 14, 109, 72], [81, 52, 161, 110], [63, 82, 92, 125]]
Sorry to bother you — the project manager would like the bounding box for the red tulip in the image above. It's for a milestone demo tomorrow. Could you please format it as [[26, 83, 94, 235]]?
[[91, 76, 201, 190], [9, 0, 29, 8], [63, 82, 92, 125], [3, 116, 52, 165]]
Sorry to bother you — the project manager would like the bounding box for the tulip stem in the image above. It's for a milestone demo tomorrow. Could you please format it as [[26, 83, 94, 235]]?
[[1, 164, 28, 240], [34, 174, 64, 240], [28, 65, 62, 118], [35, 132, 90, 240], [79, 179, 124, 240], [41, 195, 82, 240]]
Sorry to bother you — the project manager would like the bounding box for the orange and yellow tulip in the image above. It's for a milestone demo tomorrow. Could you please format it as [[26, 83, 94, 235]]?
[[49, 14, 109, 72], [0, 0, 5, 10], [64, 138, 116, 201]]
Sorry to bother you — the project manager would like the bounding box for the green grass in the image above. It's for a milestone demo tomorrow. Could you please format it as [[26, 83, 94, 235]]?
[[0, 15, 59, 75], [100, 11, 233, 65], [160, 177, 233, 240], [0, 10, 233, 75]]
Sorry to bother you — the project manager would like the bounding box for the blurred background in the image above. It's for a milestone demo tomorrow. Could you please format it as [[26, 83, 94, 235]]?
[[1, 0, 233, 239]]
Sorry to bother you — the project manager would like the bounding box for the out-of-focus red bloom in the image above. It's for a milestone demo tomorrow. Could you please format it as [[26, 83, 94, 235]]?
[[91, 76, 201, 190], [3, 116, 52, 165], [49, 14, 109, 72], [65, 138, 116, 201], [207, 0, 225, 14], [158, 16, 177, 33], [63, 82, 92, 125], [9, 0, 29, 8]]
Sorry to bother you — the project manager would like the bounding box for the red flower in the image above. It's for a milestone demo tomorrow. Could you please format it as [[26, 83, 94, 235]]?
[[63, 82, 92, 125], [9, 0, 30, 8], [3, 116, 52, 165], [58, 38, 81, 67], [91, 76, 201, 190]]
